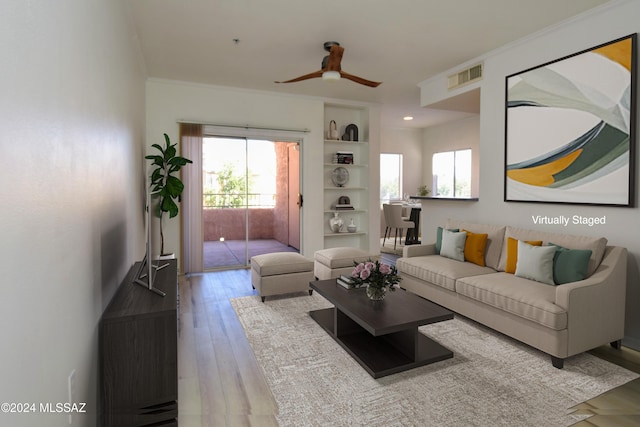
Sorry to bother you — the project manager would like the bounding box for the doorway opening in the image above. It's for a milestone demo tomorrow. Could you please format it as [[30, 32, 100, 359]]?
[[202, 136, 301, 270]]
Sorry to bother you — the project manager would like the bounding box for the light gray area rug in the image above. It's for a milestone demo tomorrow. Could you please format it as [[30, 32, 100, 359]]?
[[230, 294, 638, 427]]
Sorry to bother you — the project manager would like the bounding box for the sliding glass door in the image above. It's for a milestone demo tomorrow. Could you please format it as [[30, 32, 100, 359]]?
[[202, 136, 300, 270]]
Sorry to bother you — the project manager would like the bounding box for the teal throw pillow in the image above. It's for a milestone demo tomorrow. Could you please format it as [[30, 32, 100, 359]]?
[[515, 241, 556, 285], [436, 227, 460, 254], [550, 243, 592, 285]]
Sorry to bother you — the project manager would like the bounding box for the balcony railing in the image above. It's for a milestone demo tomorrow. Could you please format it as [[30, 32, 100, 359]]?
[[203, 192, 276, 209]]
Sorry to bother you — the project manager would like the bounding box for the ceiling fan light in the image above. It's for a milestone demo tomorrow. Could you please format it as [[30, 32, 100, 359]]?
[[322, 71, 341, 82]]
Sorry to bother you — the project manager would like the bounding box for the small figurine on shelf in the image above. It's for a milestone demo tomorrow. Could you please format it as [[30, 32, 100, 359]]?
[[347, 218, 357, 233], [342, 124, 359, 141], [328, 120, 339, 140]]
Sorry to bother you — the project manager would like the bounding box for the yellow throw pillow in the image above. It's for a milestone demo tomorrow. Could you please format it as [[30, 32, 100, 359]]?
[[462, 229, 488, 267], [506, 237, 542, 273]]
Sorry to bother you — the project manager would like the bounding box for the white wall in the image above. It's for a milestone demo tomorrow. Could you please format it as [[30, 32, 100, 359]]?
[[381, 127, 424, 198], [379, 127, 423, 235], [418, 0, 640, 349], [0, 1, 146, 425], [422, 115, 481, 197], [145, 79, 342, 259]]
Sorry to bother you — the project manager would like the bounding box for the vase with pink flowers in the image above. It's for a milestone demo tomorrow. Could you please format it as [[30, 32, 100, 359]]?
[[350, 259, 402, 301]]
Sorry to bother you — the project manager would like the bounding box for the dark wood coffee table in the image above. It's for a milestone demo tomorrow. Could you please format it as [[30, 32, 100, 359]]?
[[309, 279, 454, 378]]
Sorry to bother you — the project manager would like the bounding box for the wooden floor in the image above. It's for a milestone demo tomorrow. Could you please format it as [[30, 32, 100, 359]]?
[[177, 267, 640, 427], [571, 346, 640, 426], [178, 269, 279, 426]]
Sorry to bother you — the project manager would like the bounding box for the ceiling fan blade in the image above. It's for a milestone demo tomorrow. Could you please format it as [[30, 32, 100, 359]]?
[[275, 70, 323, 84], [339, 71, 382, 87]]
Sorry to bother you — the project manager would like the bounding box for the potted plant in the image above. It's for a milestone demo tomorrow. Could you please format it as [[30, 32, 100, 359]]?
[[145, 133, 193, 257], [417, 185, 431, 197]]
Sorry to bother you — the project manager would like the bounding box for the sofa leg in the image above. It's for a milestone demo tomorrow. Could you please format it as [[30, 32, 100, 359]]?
[[551, 356, 565, 369], [309, 289, 313, 296], [610, 340, 622, 349], [261, 296, 266, 303]]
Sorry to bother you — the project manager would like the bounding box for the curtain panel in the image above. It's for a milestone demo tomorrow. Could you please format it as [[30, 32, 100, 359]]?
[[180, 123, 203, 273]]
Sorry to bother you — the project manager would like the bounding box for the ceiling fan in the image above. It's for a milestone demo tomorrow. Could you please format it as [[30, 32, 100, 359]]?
[[275, 41, 382, 88]]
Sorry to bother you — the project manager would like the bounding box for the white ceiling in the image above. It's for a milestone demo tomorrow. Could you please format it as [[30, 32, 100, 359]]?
[[128, 0, 611, 129]]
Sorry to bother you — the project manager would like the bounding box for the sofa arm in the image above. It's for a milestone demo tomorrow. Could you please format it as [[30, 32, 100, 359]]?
[[555, 246, 627, 355], [402, 243, 436, 258]]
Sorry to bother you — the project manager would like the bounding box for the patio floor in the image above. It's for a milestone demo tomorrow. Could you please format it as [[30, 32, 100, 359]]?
[[204, 239, 298, 270], [203, 238, 401, 270]]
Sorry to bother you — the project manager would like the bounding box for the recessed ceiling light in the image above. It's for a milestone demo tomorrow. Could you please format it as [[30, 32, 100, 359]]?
[[403, 116, 414, 121]]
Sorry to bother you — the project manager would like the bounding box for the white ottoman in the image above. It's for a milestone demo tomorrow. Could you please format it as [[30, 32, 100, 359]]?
[[250, 252, 314, 302], [314, 247, 380, 280]]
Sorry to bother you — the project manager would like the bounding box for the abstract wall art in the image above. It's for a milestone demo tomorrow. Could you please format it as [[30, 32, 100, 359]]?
[[504, 34, 637, 206]]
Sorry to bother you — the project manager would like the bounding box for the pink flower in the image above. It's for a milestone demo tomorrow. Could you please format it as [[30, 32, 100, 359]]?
[[359, 269, 371, 280], [365, 262, 375, 271], [352, 263, 364, 277], [379, 263, 391, 275]]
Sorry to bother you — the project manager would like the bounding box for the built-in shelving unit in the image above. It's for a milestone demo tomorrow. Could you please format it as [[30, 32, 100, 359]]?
[[323, 104, 371, 250]]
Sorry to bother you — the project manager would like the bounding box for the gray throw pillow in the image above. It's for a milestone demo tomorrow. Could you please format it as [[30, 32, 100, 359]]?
[[515, 240, 556, 285], [435, 226, 459, 254], [440, 230, 467, 262]]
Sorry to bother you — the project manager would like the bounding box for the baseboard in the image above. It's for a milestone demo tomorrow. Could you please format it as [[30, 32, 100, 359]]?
[[622, 336, 640, 351]]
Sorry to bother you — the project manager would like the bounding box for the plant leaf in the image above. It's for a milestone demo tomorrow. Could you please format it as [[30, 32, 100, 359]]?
[[162, 196, 179, 218], [168, 157, 192, 167], [165, 175, 184, 197], [151, 169, 164, 182], [165, 145, 176, 159]]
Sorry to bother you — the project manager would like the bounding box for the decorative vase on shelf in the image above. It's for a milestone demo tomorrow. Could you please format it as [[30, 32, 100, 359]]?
[[329, 212, 343, 233], [328, 120, 339, 140], [347, 218, 357, 233]]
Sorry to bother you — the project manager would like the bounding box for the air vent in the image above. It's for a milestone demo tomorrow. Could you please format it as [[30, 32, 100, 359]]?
[[448, 63, 483, 90]]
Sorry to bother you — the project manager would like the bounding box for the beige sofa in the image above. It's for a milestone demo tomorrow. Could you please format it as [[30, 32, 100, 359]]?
[[396, 219, 627, 368]]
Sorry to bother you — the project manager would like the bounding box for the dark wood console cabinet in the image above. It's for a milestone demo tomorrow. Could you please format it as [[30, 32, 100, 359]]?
[[100, 259, 178, 427]]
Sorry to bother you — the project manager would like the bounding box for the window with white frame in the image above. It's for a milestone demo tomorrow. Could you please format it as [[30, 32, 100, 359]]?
[[380, 153, 403, 202], [432, 149, 471, 198]]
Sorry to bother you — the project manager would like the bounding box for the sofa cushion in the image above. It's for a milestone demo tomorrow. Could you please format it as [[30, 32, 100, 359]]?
[[440, 230, 466, 262], [445, 220, 506, 270], [551, 244, 592, 285], [314, 247, 375, 269], [397, 255, 495, 292], [505, 238, 543, 273], [515, 241, 555, 285], [456, 272, 567, 330], [462, 229, 488, 267], [497, 226, 607, 276], [251, 252, 313, 276]]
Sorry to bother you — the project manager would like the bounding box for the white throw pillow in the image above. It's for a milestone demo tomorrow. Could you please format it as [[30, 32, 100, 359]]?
[[515, 240, 556, 285], [440, 230, 467, 262]]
